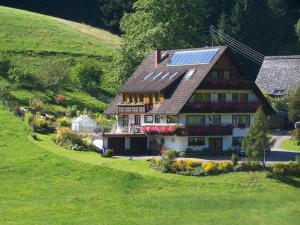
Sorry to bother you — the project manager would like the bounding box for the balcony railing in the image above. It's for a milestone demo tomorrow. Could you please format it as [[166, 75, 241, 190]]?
[[200, 79, 250, 89], [141, 124, 235, 136], [117, 103, 153, 113], [183, 101, 260, 112]]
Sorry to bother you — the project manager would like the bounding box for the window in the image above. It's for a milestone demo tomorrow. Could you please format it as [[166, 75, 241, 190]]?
[[232, 93, 248, 102], [155, 115, 160, 123], [188, 137, 205, 146], [211, 70, 218, 79], [232, 137, 243, 146], [232, 93, 239, 102], [192, 93, 211, 103], [167, 115, 179, 123], [122, 94, 126, 103], [133, 94, 138, 103], [122, 115, 129, 127], [155, 93, 159, 103], [128, 94, 133, 103], [218, 93, 226, 103], [213, 115, 221, 125], [224, 70, 231, 80], [232, 115, 250, 128], [148, 94, 153, 104], [186, 115, 205, 126], [134, 115, 141, 126], [144, 115, 153, 123], [138, 94, 143, 103], [184, 69, 196, 80], [240, 93, 248, 102]]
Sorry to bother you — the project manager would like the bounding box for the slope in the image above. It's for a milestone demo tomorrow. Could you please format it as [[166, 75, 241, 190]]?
[[0, 106, 300, 225]]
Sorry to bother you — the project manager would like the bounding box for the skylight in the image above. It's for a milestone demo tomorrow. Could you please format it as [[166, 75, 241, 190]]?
[[152, 72, 164, 80], [184, 69, 196, 80], [168, 72, 179, 79], [160, 72, 170, 80], [168, 48, 219, 66], [143, 72, 155, 80]]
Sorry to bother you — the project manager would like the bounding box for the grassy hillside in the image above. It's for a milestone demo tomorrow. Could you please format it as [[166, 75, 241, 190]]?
[[1, 106, 300, 225], [0, 6, 121, 94]]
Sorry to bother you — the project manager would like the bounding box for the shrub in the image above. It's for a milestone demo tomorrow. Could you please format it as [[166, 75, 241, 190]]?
[[39, 59, 72, 92], [202, 161, 218, 174], [54, 95, 66, 105], [56, 117, 71, 127], [155, 149, 178, 173], [217, 162, 233, 172], [7, 67, 34, 86], [55, 127, 96, 152], [271, 162, 300, 176], [291, 128, 300, 145], [31, 116, 50, 133], [24, 112, 34, 125], [71, 58, 103, 91], [103, 149, 114, 158], [231, 153, 238, 167], [239, 161, 264, 172], [29, 97, 45, 112]]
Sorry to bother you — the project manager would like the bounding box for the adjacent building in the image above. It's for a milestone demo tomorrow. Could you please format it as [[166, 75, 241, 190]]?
[[256, 55, 300, 97], [104, 46, 273, 155]]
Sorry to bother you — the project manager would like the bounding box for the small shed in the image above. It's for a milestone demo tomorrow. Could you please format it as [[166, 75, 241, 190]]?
[[72, 115, 97, 133]]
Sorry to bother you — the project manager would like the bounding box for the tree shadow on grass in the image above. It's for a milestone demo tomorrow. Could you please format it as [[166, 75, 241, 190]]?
[[267, 173, 300, 188]]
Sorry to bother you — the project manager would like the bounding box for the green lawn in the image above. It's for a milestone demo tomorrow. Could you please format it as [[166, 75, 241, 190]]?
[[1, 105, 300, 225], [281, 138, 300, 151]]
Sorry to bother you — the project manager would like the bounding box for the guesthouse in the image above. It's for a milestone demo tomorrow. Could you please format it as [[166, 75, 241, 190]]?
[[104, 46, 273, 155]]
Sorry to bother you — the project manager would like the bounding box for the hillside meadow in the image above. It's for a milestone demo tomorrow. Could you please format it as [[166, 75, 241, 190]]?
[[0, 6, 121, 94], [0, 105, 300, 225]]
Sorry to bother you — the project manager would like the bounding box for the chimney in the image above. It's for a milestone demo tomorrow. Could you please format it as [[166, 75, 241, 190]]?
[[156, 48, 161, 66]]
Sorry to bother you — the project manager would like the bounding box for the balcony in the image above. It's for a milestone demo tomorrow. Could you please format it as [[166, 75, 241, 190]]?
[[182, 101, 260, 113], [140, 124, 235, 136], [141, 124, 181, 135], [179, 124, 234, 136], [200, 79, 250, 89], [117, 103, 153, 113]]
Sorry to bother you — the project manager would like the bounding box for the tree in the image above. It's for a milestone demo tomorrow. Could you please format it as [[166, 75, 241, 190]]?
[[288, 86, 300, 123], [71, 58, 102, 91], [242, 107, 272, 162], [296, 18, 300, 41], [116, 0, 210, 81], [39, 60, 71, 92]]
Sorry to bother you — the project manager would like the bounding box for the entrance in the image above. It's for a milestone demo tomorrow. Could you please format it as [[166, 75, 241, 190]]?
[[209, 138, 223, 154]]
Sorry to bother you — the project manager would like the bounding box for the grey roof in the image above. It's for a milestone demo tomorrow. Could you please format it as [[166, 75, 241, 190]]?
[[256, 55, 300, 95]]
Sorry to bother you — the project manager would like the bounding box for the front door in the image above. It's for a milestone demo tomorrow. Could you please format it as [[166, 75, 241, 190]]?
[[209, 138, 223, 154]]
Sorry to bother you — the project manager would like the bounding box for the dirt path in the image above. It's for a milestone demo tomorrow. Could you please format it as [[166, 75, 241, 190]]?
[[272, 135, 291, 151]]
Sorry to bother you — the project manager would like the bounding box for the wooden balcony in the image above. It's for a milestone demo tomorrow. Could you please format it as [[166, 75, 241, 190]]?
[[179, 124, 234, 136], [117, 103, 153, 113], [182, 101, 260, 113], [199, 79, 251, 90]]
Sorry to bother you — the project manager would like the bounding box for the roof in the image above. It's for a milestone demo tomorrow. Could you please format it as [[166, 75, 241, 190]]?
[[256, 55, 300, 95], [120, 70, 186, 93], [105, 46, 273, 115], [105, 46, 227, 115], [72, 115, 93, 123]]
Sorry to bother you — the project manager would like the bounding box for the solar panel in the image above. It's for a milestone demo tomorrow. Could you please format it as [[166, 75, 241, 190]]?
[[143, 72, 154, 80], [168, 48, 219, 66], [168, 72, 179, 79], [184, 69, 196, 80], [160, 72, 170, 80], [152, 72, 164, 80]]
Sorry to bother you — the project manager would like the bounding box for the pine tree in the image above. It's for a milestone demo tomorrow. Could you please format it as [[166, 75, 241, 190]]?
[[288, 86, 300, 123], [241, 107, 272, 162]]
